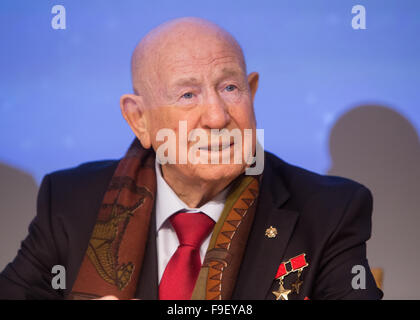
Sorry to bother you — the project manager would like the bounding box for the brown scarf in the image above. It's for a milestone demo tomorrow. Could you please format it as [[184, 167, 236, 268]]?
[[68, 138, 260, 300]]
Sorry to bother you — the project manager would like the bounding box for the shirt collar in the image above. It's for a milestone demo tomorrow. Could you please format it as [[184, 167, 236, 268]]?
[[155, 159, 229, 231]]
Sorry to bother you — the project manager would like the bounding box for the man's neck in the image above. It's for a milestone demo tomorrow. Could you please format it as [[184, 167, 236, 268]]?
[[160, 165, 233, 208]]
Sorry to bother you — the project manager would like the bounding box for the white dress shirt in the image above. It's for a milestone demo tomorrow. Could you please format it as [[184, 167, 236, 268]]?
[[155, 160, 229, 283]]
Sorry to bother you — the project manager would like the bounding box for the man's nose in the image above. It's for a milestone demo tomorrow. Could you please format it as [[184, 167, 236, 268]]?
[[199, 92, 231, 129]]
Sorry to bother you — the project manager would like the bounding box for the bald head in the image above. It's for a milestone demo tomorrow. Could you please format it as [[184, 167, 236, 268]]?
[[130, 17, 246, 97]]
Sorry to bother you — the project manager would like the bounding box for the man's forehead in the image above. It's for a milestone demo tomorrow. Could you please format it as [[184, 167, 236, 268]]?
[[167, 53, 242, 72], [156, 49, 245, 82]]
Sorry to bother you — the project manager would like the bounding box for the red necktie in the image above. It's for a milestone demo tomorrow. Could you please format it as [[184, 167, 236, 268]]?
[[159, 211, 215, 300]]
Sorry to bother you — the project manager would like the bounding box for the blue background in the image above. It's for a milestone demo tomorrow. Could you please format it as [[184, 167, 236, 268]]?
[[1, 0, 420, 300], [1, 0, 419, 183]]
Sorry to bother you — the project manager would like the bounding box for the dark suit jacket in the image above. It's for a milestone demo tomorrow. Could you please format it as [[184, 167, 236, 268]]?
[[0, 152, 383, 299]]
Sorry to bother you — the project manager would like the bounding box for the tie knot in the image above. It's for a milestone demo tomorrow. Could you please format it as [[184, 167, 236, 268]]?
[[170, 211, 215, 248]]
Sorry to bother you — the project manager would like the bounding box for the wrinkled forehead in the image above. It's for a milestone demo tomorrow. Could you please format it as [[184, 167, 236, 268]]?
[[162, 49, 244, 76], [154, 37, 246, 84]]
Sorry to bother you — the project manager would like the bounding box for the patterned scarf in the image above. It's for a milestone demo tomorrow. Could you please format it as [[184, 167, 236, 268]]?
[[68, 138, 260, 300]]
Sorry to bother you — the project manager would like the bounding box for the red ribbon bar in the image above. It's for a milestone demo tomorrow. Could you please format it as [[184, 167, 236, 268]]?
[[290, 254, 308, 270], [275, 262, 287, 279], [275, 254, 308, 279]]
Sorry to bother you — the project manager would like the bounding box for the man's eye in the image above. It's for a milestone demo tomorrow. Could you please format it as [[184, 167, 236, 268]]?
[[181, 92, 193, 99], [225, 85, 237, 92]]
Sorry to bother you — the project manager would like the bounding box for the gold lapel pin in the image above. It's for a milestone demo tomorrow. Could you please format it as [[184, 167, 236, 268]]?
[[265, 226, 278, 238]]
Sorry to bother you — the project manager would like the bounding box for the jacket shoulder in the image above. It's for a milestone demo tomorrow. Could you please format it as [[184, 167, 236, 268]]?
[[264, 151, 370, 201], [263, 151, 373, 230], [48, 159, 119, 181], [44, 159, 120, 220], [46, 160, 119, 191]]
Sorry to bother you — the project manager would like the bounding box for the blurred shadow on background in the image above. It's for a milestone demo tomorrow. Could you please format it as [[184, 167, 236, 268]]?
[[327, 105, 420, 299], [0, 162, 38, 271]]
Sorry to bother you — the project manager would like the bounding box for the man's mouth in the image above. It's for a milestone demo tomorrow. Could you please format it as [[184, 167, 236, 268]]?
[[198, 141, 234, 152]]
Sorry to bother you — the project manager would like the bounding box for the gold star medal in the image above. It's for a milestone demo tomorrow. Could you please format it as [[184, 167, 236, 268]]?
[[272, 261, 290, 300], [272, 277, 291, 300]]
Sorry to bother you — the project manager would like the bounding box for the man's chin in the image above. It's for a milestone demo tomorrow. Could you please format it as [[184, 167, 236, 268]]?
[[188, 163, 246, 183]]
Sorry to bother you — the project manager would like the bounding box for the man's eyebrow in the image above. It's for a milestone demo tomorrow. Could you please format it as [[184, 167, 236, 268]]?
[[171, 77, 200, 88], [218, 67, 242, 78], [214, 67, 246, 83]]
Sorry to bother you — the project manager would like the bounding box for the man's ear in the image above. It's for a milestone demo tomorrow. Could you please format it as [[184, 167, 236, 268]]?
[[247, 72, 259, 102], [120, 94, 152, 149], [248, 72, 260, 101]]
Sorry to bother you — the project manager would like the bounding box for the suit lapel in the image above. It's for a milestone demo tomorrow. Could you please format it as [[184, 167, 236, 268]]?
[[232, 157, 299, 299]]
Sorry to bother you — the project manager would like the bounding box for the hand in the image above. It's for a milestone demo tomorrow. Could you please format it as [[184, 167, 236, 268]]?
[[93, 295, 140, 300], [94, 295, 119, 300]]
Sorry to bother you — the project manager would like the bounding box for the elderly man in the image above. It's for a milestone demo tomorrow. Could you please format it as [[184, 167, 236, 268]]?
[[0, 17, 382, 300]]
